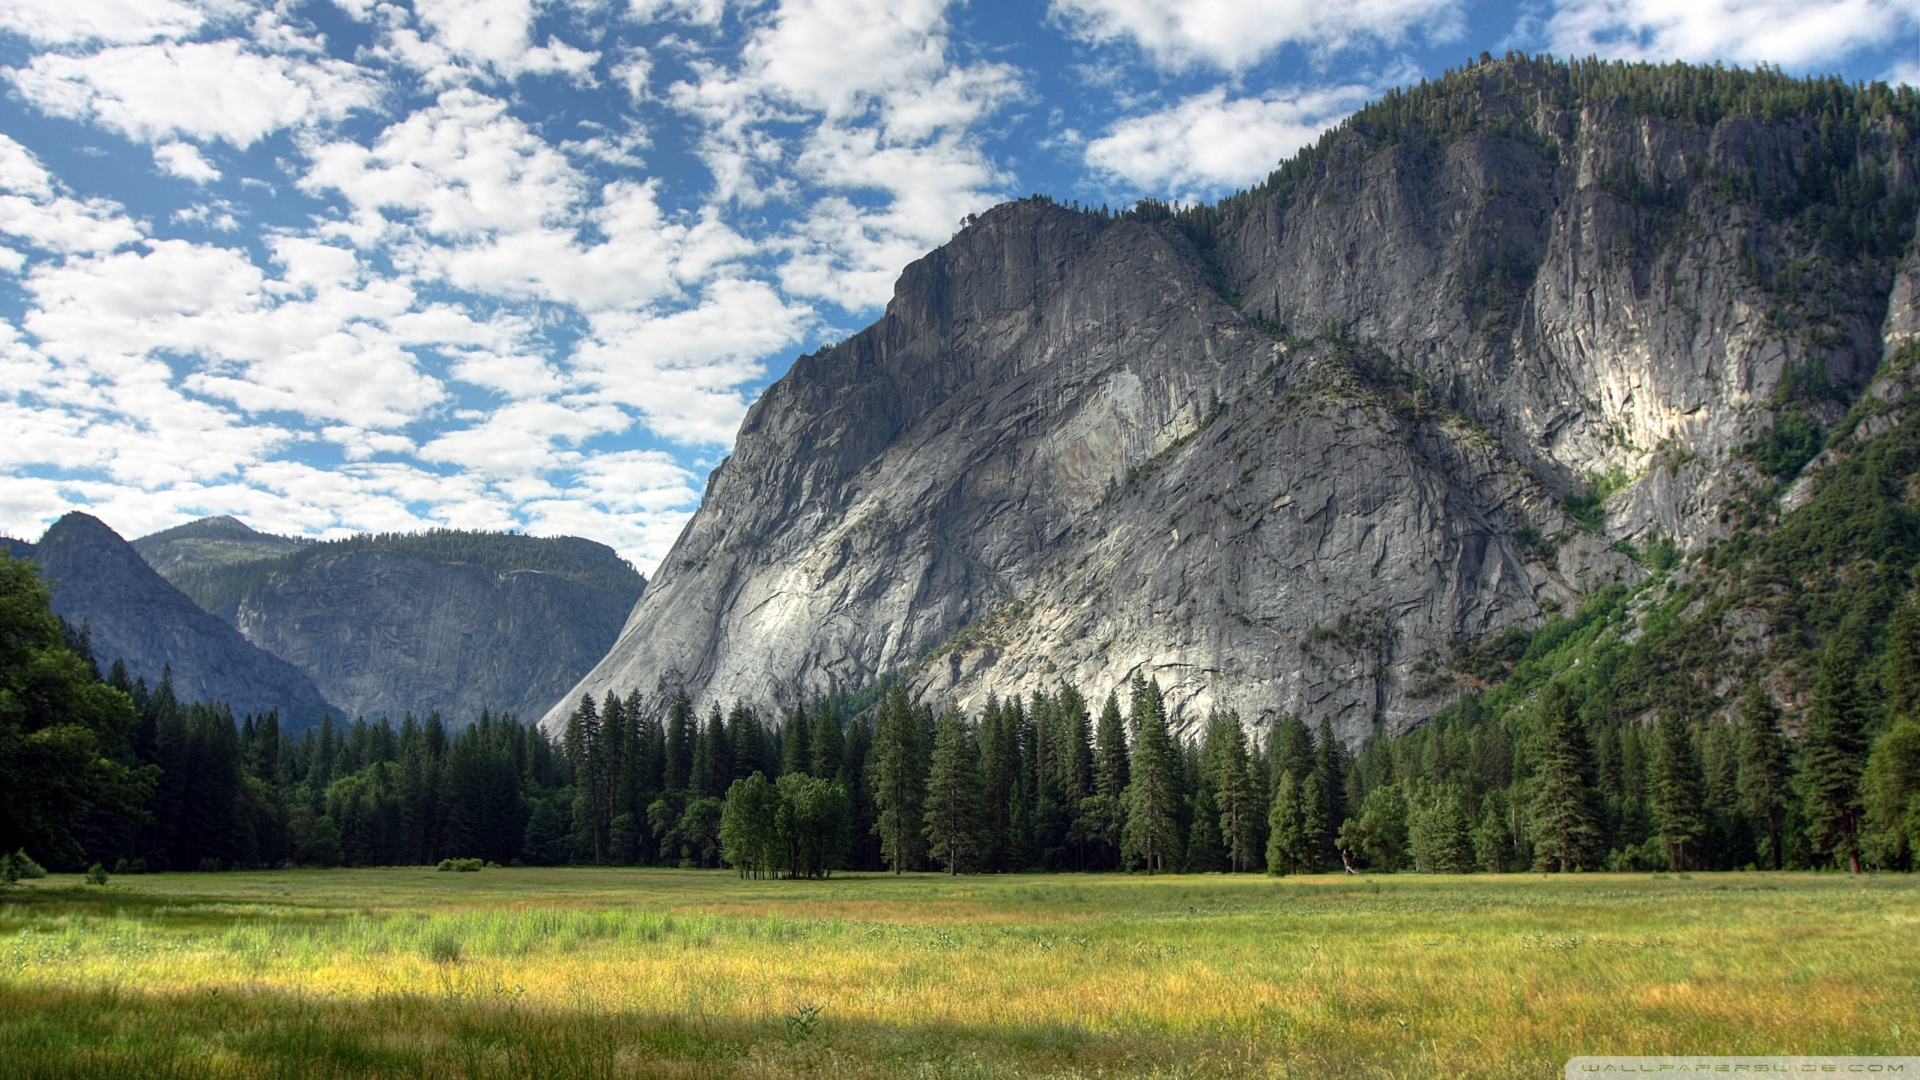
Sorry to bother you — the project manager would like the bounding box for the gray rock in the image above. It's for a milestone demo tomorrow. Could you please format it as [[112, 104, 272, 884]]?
[[545, 65, 1920, 746], [23, 513, 338, 726], [230, 546, 639, 724]]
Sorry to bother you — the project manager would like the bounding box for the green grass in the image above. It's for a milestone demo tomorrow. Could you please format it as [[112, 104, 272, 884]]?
[[2, 868, 1916, 1077]]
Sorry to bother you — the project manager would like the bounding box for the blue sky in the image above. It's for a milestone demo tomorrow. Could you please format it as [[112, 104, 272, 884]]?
[[3, 0, 1919, 572]]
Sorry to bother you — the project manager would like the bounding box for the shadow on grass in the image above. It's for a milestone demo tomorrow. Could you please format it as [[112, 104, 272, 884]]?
[[0, 982, 1313, 1080]]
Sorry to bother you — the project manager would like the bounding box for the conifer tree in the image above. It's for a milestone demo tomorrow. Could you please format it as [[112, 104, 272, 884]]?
[[1527, 684, 1601, 872], [1266, 771, 1309, 875], [1204, 712, 1259, 872], [781, 706, 812, 777], [1863, 713, 1920, 869], [1472, 789, 1516, 872], [1802, 641, 1871, 873], [978, 695, 1019, 870], [924, 705, 983, 873], [1121, 678, 1181, 873], [810, 698, 844, 780], [1648, 711, 1706, 870], [663, 690, 694, 792], [869, 684, 929, 873], [1185, 769, 1226, 872]]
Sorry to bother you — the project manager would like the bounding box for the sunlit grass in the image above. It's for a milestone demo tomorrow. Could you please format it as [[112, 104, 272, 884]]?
[[1, 869, 1915, 1077]]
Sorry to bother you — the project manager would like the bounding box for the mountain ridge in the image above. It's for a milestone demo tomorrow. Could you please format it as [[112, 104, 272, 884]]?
[[543, 56, 1920, 744]]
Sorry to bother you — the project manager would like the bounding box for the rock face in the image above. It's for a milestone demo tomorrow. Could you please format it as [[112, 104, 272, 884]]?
[[547, 61, 1920, 744], [224, 543, 642, 724], [131, 515, 308, 575], [18, 513, 338, 725]]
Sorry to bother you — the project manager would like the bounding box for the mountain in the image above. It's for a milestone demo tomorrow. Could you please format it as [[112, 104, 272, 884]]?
[[141, 526, 646, 725], [130, 515, 309, 575], [15, 513, 338, 726], [545, 57, 1920, 745]]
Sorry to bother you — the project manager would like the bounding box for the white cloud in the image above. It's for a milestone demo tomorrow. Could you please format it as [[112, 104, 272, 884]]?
[[0, 135, 56, 199], [419, 398, 631, 477], [0, 0, 205, 46], [669, 0, 1019, 308], [627, 0, 728, 25], [0, 193, 144, 254], [8, 40, 380, 148], [301, 88, 583, 243], [1050, 0, 1463, 70], [381, 0, 601, 85], [1547, 0, 1920, 67], [1086, 83, 1375, 196], [154, 141, 221, 183], [576, 277, 811, 443]]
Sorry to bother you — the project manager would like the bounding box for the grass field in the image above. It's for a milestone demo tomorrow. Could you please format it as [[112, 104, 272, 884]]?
[[0, 869, 1914, 1078]]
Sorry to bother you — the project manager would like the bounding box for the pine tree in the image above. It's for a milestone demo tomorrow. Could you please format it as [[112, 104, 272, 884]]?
[[1862, 713, 1920, 869], [779, 707, 810, 772], [1266, 771, 1309, 875], [1647, 711, 1706, 870], [978, 695, 1019, 870], [1185, 769, 1226, 872], [924, 705, 983, 873], [869, 684, 929, 873], [1121, 678, 1181, 873], [1472, 789, 1516, 873], [1314, 718, 1349, 855], [1204, 713, 1259, 872], [1802, 641, 1871, 873], [1526, 684, 1601, 872], [810, 698, 844, 780], [664, 691, 694, 792]]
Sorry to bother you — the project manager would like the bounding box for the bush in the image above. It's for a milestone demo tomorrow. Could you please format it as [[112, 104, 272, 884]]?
[[2, 851, 48, 884], [436, 858, 484, 872], [84, 863, 109, 886]]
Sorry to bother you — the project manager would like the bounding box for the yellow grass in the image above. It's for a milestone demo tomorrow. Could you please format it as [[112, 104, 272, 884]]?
[[1, 869, 1915, 1077]]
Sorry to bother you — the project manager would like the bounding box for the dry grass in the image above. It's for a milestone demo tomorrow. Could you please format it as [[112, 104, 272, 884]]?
[[1, 869, 1915, 1077]]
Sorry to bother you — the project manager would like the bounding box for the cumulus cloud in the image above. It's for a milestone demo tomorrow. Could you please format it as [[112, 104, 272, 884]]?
[[575, 277, 811, 443], [670, 0, 1019, 308], [7, 40, 380, 147], [0, 0, 205, 46], [378, 0, 601, 85], [1546, 0, 1920, 68], [1051, 0, 1463, 70], [1086, 83, 1375, 196], [154, 141, 220, 183]]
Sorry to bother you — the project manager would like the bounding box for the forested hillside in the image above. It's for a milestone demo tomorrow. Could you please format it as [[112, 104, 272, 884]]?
[[163, 529, 642, 618]]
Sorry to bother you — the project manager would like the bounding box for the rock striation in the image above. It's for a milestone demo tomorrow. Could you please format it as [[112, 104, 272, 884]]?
[[132, 522, 646, 725], [15, 513, 339, 725], [223, 541, 643, 725], [546, 60, 1920, 744]]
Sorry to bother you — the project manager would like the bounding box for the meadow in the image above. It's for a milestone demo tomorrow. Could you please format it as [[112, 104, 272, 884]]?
[[0, 869, 1914, 1078]]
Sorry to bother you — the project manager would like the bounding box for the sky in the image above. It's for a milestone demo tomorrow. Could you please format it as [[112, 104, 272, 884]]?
[[4, 0, 1920, 574]]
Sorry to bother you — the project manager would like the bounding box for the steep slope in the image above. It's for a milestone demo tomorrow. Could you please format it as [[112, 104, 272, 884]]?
[[147, 528, 645, 724], [549, 58, 1920, 744], [20, 513, 338, 725], [131, 515, 308, 575]]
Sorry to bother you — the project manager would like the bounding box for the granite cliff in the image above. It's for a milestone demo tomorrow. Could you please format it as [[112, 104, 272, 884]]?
[[547, 58, 1920, 744], [143, 525, 646, 725]]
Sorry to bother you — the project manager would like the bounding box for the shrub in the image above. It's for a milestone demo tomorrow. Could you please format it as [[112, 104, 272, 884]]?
[[436, 858, 484, 872], [85, 863, 109, 886]]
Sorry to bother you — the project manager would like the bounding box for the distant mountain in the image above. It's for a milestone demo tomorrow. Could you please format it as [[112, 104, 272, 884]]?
[[137, 523, 646, 725], [17, 513, 338, 726], [131, 515, 309, 575]]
